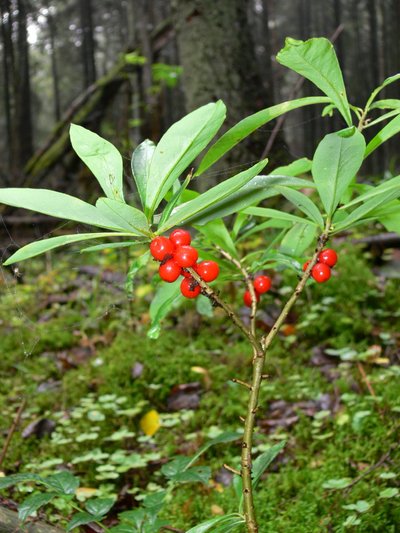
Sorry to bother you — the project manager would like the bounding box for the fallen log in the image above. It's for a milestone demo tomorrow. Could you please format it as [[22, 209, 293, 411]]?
[[0, 505, 63, 533]]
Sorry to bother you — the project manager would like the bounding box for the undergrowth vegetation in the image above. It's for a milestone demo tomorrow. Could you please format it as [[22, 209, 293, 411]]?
[[0, 243, 399, 531]]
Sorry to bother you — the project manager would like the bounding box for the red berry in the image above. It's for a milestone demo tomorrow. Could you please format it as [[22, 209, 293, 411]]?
[[302, 260, 311, 272], [150, 236, 174, 261], [169, 228, 191, 247], [243, 290, 260, 308], [196, 260, 219, 282], [159, 260, 182, 282], [318, 248, 338, 267], [180, 277, 201, 298], [311, 263, 331, 283], [253, 275, 271, 294], [182, 268, 193, 278], [174, 245, 199, 268]]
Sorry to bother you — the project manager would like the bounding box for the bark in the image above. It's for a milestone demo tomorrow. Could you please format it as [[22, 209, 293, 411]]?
[[173, 0, 284, 181], [15, 0, 33, 165], [47, 12, 61, 121], [0, 505, 62, 533], [79, 0, 97, 87], [1, 0, 16, 174]]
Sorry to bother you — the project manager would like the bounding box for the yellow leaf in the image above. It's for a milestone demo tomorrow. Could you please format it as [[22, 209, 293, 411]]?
[[75, 487, 98, 500], [140, 409, 161, 436], [211, 504, 224, 515], [191, 366, 212, 389]]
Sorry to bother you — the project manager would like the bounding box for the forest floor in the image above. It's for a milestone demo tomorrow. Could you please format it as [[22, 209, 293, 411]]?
[[0, 242, 399, 532]]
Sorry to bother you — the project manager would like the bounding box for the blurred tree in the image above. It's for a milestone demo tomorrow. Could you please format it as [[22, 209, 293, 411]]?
[[79, 0, 96, 87]]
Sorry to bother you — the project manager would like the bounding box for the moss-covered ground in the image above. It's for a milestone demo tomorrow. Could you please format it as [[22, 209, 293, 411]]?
[[0, 244, 399, 532]]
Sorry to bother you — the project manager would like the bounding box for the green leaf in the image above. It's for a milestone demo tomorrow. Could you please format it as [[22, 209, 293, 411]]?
[[96, 198, 150, 236], [66, 512, 98, 531], [86, 498, 114, 517], [369, 99, 400, 111], [125, 250, 150, 294], [18, 493, 56, 522], [196, 97, 329, 175], [70, 124, 124, 202], [252, 442, 286, 488], [81, 240, 144, 253], [244, 206, 315, 226], [233, 441, 286, 508], [44, 471, 79, 495], [342, 500, 372, 513], [158, 172, 193, 227], [379, 211, 400, 234], [0, 188, 125, 231], [195, 219, 238, 259], [333, 186, 400, 232], [146, 101, 226, 215], [311, 128, 365, 216], [0, 473, 44, 490], [275, 186, 324, 227], [187, 431, 241, 468], [170, 466, 211, 485], [340, 175, 400, 209], [161, 456, 192, 479], [280, 223, 317, 257], [131, 139, 156, 209], [322, 477, 352, 490], [365, 113, 400, 157], [379, 488, 399, 499], [186, 514, 245, 533], [148, 281, 183, 339], [3, 232, 133, 266], [196, 295, 213, 317], [276, 37, 351, 126], [272, 158, 312, 176], [159, 160, 268, 231]]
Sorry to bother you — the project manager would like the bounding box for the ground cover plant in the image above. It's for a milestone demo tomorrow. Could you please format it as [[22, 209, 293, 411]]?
[[0, 37, 400, 532]]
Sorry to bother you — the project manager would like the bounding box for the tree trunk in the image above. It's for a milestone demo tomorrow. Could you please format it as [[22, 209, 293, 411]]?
[[47, 12, 61, 121], [1, 0, 16, 174], [173, 0, 282, 182], [15, 0, 33, 165], [79, 0, 96, 87]]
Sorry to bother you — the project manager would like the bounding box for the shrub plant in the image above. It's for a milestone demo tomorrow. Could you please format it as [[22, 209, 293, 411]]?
[[1, 37, 400, 532]]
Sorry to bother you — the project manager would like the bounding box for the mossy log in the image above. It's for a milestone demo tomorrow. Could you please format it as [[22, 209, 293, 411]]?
[[0, 505, 63, 533], [23, 58, 129, 183]]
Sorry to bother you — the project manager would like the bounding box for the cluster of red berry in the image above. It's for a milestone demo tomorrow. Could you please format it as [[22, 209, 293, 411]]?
[[243, 275, 272, 307], [303, 248, 338, 283], [149, 229, 219, 299]]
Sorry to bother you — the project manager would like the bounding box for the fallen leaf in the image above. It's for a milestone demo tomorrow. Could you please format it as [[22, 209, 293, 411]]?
[[75, 487, 98, 500], [191, 366, 212, 389], [167, 382, 202, 411], [140, 410, 161, 436], [211, 504, 224, 515]]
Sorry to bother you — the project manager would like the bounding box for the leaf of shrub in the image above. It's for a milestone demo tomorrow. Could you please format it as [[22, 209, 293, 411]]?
[[18, 493, 56, 522]]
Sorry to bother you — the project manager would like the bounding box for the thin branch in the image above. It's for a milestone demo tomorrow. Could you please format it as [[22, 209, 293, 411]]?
[[215, 245, 258, 337], [261, 24, 344, 159], [0, 399, 26, 468], [186, 267, 263, 355], [344, 443, 398, 492]]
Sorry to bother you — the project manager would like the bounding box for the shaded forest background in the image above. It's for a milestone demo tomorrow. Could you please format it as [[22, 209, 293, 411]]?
[[1, 0, 400, 200]]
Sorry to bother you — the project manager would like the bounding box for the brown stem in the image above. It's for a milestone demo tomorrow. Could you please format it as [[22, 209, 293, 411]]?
[[215, 245, 258, 337], [0, 399, 26, 468], [187, 267, 263, 353], [240, 223, 330, 532], [190, 221, 331, 532]]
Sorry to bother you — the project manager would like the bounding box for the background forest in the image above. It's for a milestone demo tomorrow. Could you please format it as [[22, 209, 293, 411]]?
[[1, 0, 400, 203], [0, 1, 400, 532]]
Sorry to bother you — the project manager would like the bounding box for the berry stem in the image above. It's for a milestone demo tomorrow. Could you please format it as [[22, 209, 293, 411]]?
[[189, 220, 331, 533], [240, 220, 331, 533]]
